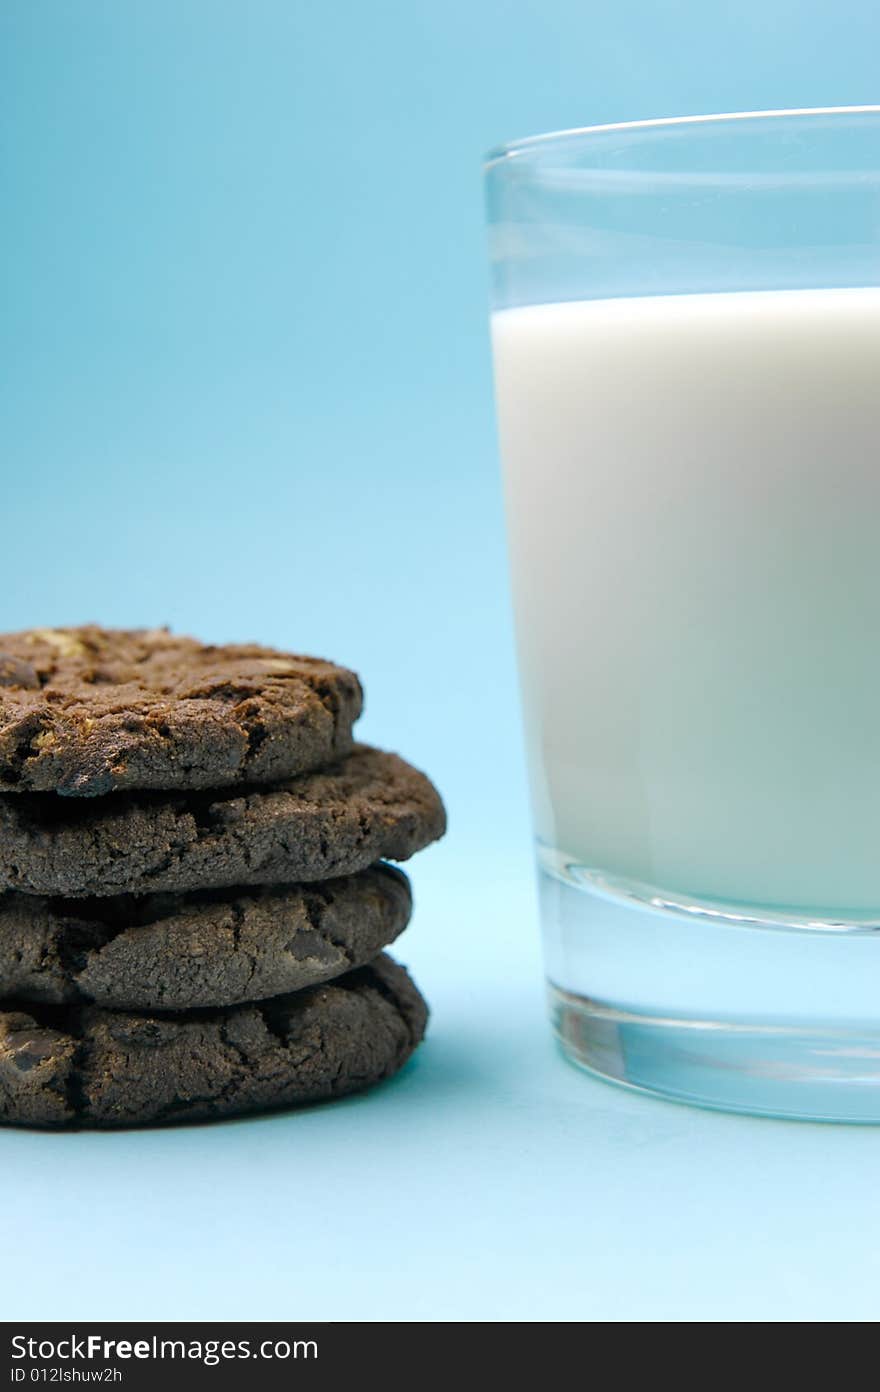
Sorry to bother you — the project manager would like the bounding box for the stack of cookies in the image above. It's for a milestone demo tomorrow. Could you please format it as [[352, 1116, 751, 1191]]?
[[0, 627, 445, 1128]]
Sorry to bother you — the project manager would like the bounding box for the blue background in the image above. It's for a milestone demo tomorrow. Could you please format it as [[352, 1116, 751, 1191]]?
[[3, 0, 880, 1323]]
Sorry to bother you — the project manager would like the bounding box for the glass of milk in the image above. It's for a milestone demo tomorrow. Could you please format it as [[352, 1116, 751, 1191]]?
[[486, 108, 880, 1121]]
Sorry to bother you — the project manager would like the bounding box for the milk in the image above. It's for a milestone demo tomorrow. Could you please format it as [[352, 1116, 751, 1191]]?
[[492, 288, 880, 915]]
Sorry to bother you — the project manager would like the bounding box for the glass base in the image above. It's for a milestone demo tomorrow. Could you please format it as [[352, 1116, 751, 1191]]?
[[551, 986, 880, 1122], [541, 854, 880, 1123]]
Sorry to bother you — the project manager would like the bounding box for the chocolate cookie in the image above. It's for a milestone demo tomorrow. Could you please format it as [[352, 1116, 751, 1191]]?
[[0, 865, 411, 1011], [0, 954, 427, 1128], [0, 626, 362, 796], [0, 745, 446, 898]]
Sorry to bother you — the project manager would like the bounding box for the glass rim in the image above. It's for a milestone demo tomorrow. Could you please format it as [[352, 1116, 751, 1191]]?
[[483, 105, 880, 171]]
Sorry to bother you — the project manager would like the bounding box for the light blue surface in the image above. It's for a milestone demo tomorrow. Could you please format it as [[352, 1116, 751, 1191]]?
[[3, 0, 880, 1323]]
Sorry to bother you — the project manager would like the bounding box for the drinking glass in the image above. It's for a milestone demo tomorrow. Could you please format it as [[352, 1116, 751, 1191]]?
[[486, 108, 880, 1121]]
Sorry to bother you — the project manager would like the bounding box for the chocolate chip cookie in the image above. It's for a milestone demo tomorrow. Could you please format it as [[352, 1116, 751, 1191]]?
[[0, 626, 362, 796], [0, 745, 446, 897], [0, 953, 427, 1128], [0, 864, 411, 1011]]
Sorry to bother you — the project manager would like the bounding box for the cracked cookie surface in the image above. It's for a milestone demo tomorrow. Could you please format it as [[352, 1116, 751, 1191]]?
[[0, 745, 446, 897], [0, 626, 362, 796], [0, 953, 427, 1128], [0, 864, 411, 1011]]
